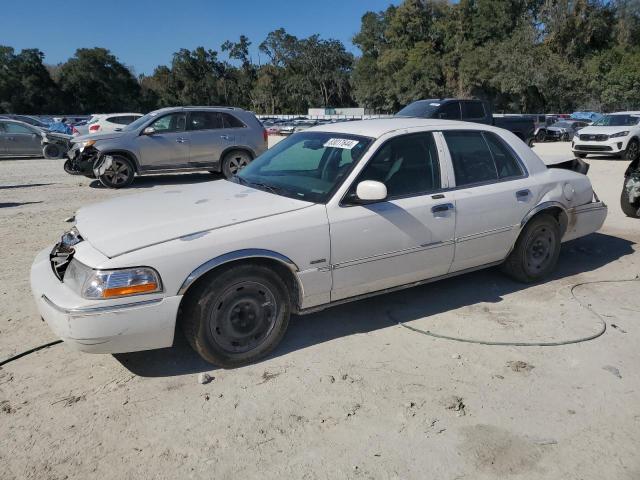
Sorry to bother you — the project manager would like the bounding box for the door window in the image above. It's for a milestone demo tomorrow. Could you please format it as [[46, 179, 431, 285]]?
[[5, 123, 35, 134], [462, 102, 485, 120], [437, 102, 461, 120], [187, 112, 223, 131], [443, 130, 524, 186], [150, 113, 186, 133], [351, 132, 441, 199]]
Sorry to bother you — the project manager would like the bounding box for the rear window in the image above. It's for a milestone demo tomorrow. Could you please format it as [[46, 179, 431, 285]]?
[[222, 113, 245, 128]]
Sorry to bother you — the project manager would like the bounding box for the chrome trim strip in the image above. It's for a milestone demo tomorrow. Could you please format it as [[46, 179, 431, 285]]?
[[331, 240, 454, 270], [299, 261, 503, 315], [42, 295, 162, 316], [177, 248, 300, 296], [454, 224, 519, 243]]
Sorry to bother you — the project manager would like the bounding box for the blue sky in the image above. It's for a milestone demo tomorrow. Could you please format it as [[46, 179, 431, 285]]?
[[1, 0, 400, 75]]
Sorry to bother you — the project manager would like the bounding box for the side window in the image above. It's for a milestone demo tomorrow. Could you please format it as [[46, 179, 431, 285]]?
[[222, 113, 246, 128], [462, 102, 485, 120], [483, 132, 524, 179], [443, 131, 498, 186], [5, 123, 34, 134], [188, 112, 222, 131], [107, 116, 126, 125], [437, 102, 461, 120], [352, 133, 441, 199], [150, 113, 186, 133], [0, 122, 6, 132]]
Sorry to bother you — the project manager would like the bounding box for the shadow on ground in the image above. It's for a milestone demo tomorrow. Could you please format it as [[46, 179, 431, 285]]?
[[115, 232, 634, 377], [89, 172, 223, 189], [0, 201, 43, 208]]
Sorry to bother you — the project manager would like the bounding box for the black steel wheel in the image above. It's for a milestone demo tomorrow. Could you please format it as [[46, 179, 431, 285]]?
[[501, 213, 561, 283], [222, 150, 252, 179], [181, 264, 291, 367], [99, 155, 135, 189], [43, 143, 61, 159]]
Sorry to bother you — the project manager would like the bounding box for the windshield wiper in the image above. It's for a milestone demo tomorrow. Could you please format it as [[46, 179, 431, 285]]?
[[247, 181, 284, 195]]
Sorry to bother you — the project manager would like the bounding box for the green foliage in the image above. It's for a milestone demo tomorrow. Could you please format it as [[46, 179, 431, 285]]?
[[2, 1, 640, 115]]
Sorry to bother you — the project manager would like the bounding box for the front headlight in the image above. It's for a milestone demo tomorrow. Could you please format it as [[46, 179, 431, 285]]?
[[64, 259, 162, 299], [79, 140, 96, 152], [610, 131, 630, 138]]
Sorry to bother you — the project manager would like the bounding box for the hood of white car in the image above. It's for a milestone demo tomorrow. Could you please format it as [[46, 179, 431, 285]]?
[[75, 180, 313, 257], [575, 126, 632, 135]]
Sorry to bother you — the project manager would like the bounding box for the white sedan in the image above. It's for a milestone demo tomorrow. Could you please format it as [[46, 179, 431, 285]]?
[[31, 119, 607, 367]]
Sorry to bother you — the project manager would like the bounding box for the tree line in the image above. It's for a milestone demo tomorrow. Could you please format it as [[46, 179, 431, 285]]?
[[1, 0, 640, 116]]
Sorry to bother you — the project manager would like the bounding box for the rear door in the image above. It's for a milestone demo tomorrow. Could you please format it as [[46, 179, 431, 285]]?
[[440, 130, 533, 272], [186, 111, 224, 167], [137, 112, 189, 169]]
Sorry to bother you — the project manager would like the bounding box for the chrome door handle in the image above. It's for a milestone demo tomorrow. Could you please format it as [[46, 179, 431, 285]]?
[[176, 137, 187, 143], [516, 189, 531, 200], [220, 135, 232, 140], [431, 203, 454, 214]]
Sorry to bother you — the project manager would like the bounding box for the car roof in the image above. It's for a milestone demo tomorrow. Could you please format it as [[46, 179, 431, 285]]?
[[305, 118, 502, 139], [93, 113, 142, 117], [611, 111, 640, 115]]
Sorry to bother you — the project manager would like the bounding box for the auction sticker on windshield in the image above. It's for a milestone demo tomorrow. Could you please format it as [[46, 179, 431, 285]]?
[[324, 138, 360, 149]]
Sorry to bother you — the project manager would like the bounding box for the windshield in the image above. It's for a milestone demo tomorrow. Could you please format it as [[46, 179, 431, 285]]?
[[123, 111, 160, 131], [592, 114, 640, 127], [235, 131, 373, 203], [396, 100, 441, 118]]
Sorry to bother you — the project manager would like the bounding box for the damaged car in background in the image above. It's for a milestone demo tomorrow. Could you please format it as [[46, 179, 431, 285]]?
[[63, 106, 267, 188], [622, 155, 640, 218], [32, 118, 607, 368], [0, 118, 71, 159]]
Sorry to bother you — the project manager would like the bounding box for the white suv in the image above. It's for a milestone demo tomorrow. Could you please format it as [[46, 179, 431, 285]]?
[[571, 111, 640, 161], [73, 113, 142, 136]]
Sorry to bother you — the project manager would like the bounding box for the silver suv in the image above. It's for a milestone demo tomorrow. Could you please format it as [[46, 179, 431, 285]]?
[[65, 106, 268, 188]]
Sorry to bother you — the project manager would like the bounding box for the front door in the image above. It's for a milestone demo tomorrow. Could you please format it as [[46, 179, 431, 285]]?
[[137, 112, 189, 169], [440, 130, 535, 271], [3, 122, 42, 156], [328, 132, 456, 301]]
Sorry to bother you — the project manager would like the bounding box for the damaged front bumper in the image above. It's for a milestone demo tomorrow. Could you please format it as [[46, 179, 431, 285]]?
[[65, 143, 100, 176], [30, 247, 180, 354]]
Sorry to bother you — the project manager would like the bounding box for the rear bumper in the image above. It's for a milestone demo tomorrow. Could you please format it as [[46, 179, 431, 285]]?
[[30, 247, 180, 354], [563, 200, 608, 242]]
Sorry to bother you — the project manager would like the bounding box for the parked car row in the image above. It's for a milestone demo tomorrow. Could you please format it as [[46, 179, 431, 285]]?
[[0, 118, 72, 158]]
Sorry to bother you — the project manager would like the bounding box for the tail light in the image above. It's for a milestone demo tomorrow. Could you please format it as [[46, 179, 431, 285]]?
[[72, 127, 79, 135], [263, 128, 268, 143], [89, 124, 100, 132]]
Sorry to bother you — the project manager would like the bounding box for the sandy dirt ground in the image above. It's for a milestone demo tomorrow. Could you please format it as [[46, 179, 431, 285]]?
[[1, 141, 639, 480]]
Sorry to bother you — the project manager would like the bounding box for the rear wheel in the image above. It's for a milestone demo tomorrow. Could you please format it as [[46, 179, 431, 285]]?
[[181, 264, 291, 367], [99, 155, 135, 189], [501, 214, 561, 283], [221, 150, 252, 179]]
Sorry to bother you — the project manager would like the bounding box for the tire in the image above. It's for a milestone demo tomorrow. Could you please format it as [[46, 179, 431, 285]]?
[[98, 155, 135, 189], [620, 178, 640, 218], [624, 139, 639, 162], [561, 132, 570, 142], [43, 143, 61, 159], [221, 150, 252, 179], [181, 264, 291, 367], [575, 152, 587, 158], [501, 213, 561, 283], [535, 131, 546, 143], [63, 159, 81, 175], [527, 137, 534, 148]]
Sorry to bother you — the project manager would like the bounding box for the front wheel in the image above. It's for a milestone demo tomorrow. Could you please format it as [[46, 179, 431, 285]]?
[[98, 155, 135, 189], [181, 264, 291, 367], [620, 177, 640, 218], [624, 139, 639, 162], [501, 214, 561, 283], [221, 150, 252, 179]]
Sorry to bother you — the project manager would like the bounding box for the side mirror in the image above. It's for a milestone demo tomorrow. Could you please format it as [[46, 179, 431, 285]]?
[[356, 180, 387, 202], [142, 127, 156, 135]]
